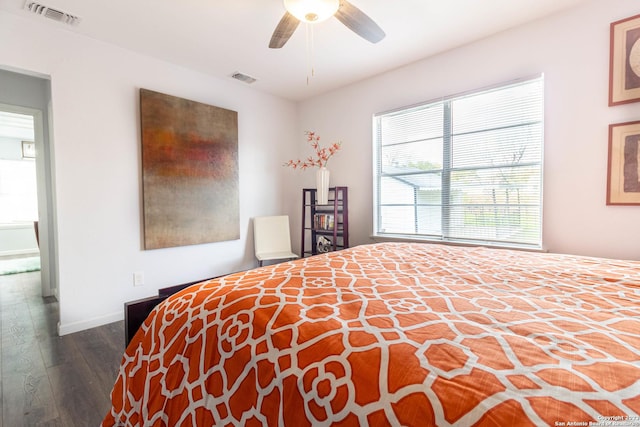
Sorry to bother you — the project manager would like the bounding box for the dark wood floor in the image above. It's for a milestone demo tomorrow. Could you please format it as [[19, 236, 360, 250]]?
[[0, 270, 125, 426]]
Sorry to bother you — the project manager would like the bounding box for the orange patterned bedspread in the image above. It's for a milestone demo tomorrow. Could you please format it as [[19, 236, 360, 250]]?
[[103, 243, 640, 426]]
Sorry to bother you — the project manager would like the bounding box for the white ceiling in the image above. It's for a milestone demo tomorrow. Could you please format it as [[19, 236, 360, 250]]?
[[1, 0, 589, 101]]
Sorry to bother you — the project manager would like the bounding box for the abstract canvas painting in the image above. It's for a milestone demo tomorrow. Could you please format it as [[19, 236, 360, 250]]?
[[140, 89, 239, 249]]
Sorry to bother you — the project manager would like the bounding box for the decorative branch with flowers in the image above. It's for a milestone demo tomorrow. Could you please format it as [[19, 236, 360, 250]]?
[[284, 131, 342, 170]]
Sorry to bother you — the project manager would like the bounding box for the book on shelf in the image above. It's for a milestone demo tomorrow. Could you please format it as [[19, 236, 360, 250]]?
[[313, 213, 334, 230]]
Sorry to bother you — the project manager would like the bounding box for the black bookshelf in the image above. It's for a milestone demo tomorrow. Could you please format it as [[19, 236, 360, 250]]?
[[301, 186, 349, 257]]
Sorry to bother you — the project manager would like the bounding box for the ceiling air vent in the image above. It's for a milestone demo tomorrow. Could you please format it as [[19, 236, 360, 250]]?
[[24, 1, 81, 25], [231, 72, 257, 85]]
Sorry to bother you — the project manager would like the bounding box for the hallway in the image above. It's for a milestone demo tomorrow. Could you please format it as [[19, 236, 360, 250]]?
[[0, 271, 124, 425]]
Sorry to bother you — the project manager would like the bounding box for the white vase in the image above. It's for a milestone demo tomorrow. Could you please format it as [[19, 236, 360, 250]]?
[[316, 166, 330, 205]]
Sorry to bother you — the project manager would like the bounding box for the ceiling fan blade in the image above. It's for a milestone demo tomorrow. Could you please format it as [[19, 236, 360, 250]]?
[[334, 0, 385, 44], [269, 12, 300, 49]]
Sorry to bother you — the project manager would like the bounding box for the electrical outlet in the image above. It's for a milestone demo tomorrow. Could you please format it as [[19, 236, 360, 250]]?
[[133, 271, 144, 287]]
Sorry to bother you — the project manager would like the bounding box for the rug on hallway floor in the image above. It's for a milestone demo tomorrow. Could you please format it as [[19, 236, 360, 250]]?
[[0, 256, 41, 275]]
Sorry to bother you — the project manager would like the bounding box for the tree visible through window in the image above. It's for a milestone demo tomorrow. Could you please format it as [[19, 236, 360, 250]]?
[[373, 76, 544, 248]]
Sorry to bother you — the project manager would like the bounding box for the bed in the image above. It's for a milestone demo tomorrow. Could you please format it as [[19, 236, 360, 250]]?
[[103, 242, 640, 426]]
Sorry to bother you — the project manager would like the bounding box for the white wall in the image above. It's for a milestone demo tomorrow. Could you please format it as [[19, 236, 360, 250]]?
[[0, 10, 299, 334], [0, 224, 39, 256], [295, 0, 640, 261]]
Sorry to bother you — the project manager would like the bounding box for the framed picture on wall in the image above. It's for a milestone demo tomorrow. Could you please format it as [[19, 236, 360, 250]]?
[[607, 120, 640, 205], [609, 13, 640, 106]]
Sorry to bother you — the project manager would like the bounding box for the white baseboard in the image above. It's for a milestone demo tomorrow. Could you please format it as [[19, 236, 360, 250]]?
[[0, 249, 40, 257], [57, 311, 124, 336]]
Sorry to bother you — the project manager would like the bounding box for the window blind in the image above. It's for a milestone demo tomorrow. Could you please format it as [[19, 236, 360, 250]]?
[[374, 76, 544, 248]]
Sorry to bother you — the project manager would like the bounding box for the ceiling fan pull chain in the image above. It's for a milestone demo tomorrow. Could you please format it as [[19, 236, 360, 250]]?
[[305, 23, 308, 84], [305, 23, 316, 85], [311, 24, 316, 78]]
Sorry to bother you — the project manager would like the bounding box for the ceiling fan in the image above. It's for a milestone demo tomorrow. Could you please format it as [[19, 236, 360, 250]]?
[[269, 0, 385, 49]]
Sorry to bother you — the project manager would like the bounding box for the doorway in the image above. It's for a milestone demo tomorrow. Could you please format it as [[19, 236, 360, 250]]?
[[0, 109, 40, 275], [0, 100, 56, 299]]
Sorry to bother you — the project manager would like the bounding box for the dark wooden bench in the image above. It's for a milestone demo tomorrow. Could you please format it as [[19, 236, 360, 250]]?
[[124, 278, 213, 347]]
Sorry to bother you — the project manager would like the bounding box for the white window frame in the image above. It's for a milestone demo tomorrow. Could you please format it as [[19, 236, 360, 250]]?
[[373, 75, 544, 249]]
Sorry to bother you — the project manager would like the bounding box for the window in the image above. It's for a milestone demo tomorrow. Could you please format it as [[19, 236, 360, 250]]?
[[373, 76, 544, 249], [0, 159, 38, 223], [0, 111, 37, 224]]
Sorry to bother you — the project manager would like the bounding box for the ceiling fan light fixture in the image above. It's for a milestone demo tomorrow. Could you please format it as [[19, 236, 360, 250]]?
[[283, 0, 339, 23]]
